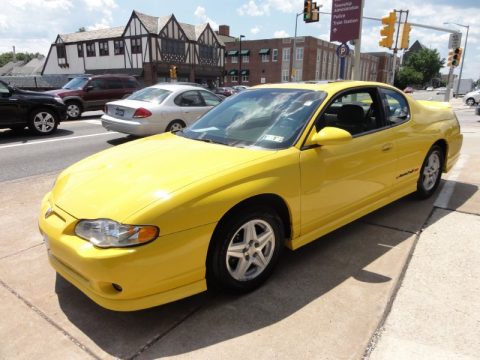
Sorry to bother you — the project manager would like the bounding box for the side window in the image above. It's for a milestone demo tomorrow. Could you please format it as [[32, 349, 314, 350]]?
[[174, 91, 205, 107], [0, 82, 10, 94], [106, 78, 124, 89], [319, 89, 382, 136], [88, 79, 107, 90], [200, 91, 221, 106], [380, 88, 410, 125]]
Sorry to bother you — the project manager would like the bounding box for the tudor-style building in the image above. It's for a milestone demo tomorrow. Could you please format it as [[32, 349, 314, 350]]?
[[42, 10, 225, 86]]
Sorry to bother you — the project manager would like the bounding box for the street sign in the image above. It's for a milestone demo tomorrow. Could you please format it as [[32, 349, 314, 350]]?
[[448, 32, 462, 49], [330, 0, 362, 43], [336, 43, 350, 58]]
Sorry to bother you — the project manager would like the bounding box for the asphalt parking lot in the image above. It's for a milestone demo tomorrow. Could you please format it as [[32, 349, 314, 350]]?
[[0, 103, 479, 359]]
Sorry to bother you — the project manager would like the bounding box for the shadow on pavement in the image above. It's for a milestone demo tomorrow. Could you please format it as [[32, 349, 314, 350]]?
[[0, 128, 74, 145], [107, 135, 140, 146], [54, 179, 477, 359]]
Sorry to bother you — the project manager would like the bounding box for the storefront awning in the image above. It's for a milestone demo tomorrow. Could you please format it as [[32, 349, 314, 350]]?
[[240, 69, 249, 75], [228, 69, 238, 75], [240, 49, 250, 55], [259, 48, 270, 55], [227, 50, 238, 56]]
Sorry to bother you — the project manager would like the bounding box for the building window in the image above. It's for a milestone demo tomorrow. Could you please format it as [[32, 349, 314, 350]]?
[[131, 37, 142, 54], [86, 42, 95, 57], [231, 56, 238, 64], [261, 54, 269, 62], [77, 44, 83, 58], [242, 74, 249, 82], [282, 48, 290, 62], [282, 69, 289, 82], [242, 55, 249, 63], [114, 40, 124, 55], [272, 49, 278, 62], [99, 41, 109, 56], [231, 75, 238, 82], [162, 38, 185, 56], [259, 48, 270, 62], [296, 47, 303, 61], [200, 44, 214, 59], [57, 45, 66, 59]]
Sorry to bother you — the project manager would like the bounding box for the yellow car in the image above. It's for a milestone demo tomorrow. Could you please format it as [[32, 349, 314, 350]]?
[[39, 81, 462, 311]]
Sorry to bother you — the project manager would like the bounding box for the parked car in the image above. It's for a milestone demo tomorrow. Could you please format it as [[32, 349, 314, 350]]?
[[403, 86, 414, 93], [101, 84, 223, 136], [426, 86, 434, 91], [232, 85, 249, 92], [435, 87, 447, 95], [214, 87, 237, 97], [45, 74, 141, 119], [463, 89, 480, 106], [39, 81, 463, 311], [0, 80, 66, 135]]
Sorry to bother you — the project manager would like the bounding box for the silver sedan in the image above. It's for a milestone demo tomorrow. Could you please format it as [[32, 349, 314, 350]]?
[[101, 84, 223, 136]]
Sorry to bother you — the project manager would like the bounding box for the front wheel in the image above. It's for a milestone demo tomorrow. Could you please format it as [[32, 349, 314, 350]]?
[[416, 145, 444, 199], [208, 209, 284, 293], [28, 108, 58, 135], [166, 120, 185, 132]]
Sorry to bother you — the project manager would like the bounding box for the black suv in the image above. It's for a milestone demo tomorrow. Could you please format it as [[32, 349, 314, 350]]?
[[46, 74, 141, 119], [0, 80, 66, 135]]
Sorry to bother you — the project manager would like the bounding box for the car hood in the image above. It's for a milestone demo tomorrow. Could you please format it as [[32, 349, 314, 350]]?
[[51, 133, 274, 221], [45, 89, 79, 97]]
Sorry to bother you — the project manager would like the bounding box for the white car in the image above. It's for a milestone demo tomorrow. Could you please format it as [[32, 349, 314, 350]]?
[[464, 90, 480, 106], [102, 84, 223, 136]]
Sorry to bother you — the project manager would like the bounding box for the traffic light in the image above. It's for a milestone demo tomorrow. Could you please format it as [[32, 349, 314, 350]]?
[[310, 2, 319, 23], [399, 22, 411, 50], [170, 65, 177, 79], [379, 11, 396, 49], [303, 0, 312, 22], [452, 48, 462, 67]]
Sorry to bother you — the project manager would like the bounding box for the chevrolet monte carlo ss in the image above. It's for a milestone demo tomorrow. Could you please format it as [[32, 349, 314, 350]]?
[[39, 81, 463, 311]]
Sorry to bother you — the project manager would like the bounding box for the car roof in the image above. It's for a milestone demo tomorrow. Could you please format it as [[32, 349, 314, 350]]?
[[254, 80, 399, 94], [148, 83, 210, 91]]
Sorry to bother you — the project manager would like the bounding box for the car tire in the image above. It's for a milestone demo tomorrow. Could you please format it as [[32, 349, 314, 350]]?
[[416, 145, 444, 199], [466, 98, 476, 106], [28, 108, 59, 135], [65, 101, 82, 119], [166, 120, 186, 132], [207, 208, 284, 293]]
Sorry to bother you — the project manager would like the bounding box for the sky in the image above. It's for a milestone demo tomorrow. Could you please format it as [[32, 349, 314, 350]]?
[[0, 0, 478, 80]]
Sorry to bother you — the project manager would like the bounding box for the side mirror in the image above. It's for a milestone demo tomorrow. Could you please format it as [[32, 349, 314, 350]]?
[[305, 126, 353, 146]]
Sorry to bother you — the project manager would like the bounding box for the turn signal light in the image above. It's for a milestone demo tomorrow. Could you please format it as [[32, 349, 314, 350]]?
[[133, 108, 152, 118]]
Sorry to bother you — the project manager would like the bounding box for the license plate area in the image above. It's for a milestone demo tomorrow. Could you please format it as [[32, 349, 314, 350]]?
[[115, 108, 125, 117]]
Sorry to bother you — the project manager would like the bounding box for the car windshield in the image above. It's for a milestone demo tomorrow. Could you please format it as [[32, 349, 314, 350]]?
[[62, 77, 89, 90], [179, 88, 326, 149], [127, 87, 172, 104]]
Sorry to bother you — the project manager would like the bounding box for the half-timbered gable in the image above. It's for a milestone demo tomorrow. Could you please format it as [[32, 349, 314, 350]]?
[[43, 10, 225, 86], [196, 24, 224, 67]]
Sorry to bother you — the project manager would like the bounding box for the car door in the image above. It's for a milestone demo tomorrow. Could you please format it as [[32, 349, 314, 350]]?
[[174, 90, 209, 124], [105, 78, 127, 102], [82, 78, 109, 110], [299, 87, 397, 236], [0, 82, 21, 125]]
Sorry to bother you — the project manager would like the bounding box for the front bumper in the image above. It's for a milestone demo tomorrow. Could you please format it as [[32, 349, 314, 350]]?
[[39, 195, 214, 311]]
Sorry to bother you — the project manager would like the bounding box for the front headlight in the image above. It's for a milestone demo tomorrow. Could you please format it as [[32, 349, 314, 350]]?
[[75, 219, 159, 248]]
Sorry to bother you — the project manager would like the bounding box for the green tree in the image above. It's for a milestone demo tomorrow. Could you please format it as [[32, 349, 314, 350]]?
[[0, 51, 43, 67], [394, 67, 423, 89], [404, 48, 445, 86]]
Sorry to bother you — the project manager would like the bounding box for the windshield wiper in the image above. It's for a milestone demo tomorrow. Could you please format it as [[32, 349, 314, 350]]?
[[192, 137, 228, 146]]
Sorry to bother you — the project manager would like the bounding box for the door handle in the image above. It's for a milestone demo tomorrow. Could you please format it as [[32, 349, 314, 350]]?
[[381, 143, 393, 152]]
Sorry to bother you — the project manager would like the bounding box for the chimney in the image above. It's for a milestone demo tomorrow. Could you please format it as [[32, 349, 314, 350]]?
[[218, 25, 230, 37]]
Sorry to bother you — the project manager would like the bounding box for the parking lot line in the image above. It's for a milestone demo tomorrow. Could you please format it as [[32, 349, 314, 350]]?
[[0, 132, 118, 150]]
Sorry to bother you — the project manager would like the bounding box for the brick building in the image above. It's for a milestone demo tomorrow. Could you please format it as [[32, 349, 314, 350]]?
[[365, 52, 399, 84], [223, 35, 381, 86]]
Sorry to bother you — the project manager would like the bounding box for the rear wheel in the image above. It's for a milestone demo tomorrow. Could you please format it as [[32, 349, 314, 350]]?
[[166, 120, 185, 132], [416, 145, 444, 199], [466, 98, 476, 106], [66, 101, 82, 119], [28, 108, 58, 135], [207, 208, 284, 293]]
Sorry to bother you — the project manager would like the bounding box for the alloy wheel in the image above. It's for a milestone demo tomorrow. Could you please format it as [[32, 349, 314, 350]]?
[[33, 112, 56, 133], [67, 104, 80, 118], [422, 150, 441, 191]]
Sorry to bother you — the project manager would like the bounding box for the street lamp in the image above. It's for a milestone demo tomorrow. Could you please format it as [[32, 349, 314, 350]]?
[[444, 22, 470, 97], [239, 35, 245, 85]]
